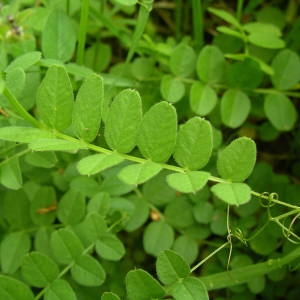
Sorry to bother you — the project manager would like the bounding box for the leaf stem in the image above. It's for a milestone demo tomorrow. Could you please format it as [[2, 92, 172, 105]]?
[[76, 0, 90, 65], [191, 0, 204, 50], [191, 241, 229, 273], [3, 87, 41, 128]]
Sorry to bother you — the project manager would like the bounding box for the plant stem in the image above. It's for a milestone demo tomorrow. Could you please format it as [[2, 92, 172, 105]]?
[[191, 242, 229, 273], [3, 87, 41, 128], [201, 245, 300, 290], [191, 0, 204, 50], [76, 0, 90, 65], [174, 0, 183, 40], [236, 0, 244, 22]]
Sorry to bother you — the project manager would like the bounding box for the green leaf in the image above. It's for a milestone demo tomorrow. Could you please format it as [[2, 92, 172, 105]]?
[[118, 161, 162, 185], [36, 65, 74, 130], [208, 7, 240, 28], [42, 10, 76, 62], [173, 117, 213, 170], [0, 232, 31, 274], [271, 49, 300, 90], [172, 235, 199, 265], [70, 254, 106, 287], [156, 250, 190, 285], [243, 22, 281, 36], [95, 233, 125, 261], [6, 67, 26, 98], [51, 229, 84, 265], [137, 101, 177, 163], [25, 151, 57, 168], [0, 157, 22, 190], [264, 94, 297, 131], [0, 126, 54, 143], [21, 252, 59, 288], [220, 89, 251, 128], [189, 82, 217, 116], [126, 269, 165, 300], [197, 45, 225, 83], [101, 292, 121, 300], [170, 43, 196, 77], [104, 89, 143, 153], [171, 277, 209, 300], [29, 138, 85, 152], [5, 51, 41, 72], [77, 153, 124, 176], [225, 58, 263, 89], [45, 279, 76, 300], [72, 73, 103, 142], [3, 190, 31, 229], [30, 186, 56, 225], [0, 275, 34, 300], [76, 212, 108, 245], [125, 195, 149, 232], [211, 182, 252, 205], [57, 189, 85, 225], [114, 0, 137, 5], [217, 137, 256, 182], [164, 197, 195, 229], [248, 32, 285, 49], [160, 75, 186, 103], [143, 221, 174, 256], [166, 171, 210, 194]]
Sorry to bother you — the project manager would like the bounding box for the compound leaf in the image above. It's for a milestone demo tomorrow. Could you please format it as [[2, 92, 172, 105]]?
[[166, 171, 210, 194], [50, 229, 84, 265], [44, 279, 76, 300], [29, 139, 84, 152], [36, 65, 74, 130], [196, 45, 225, 83], [5, 51, 41, 72], [143, 221, 174, 256], [189, 82, 217, 116], [211, 182, 252, 206], [0, 275, 34, 300], [42, 10, 76, 62], [0, 126, 54, 143], [170, 43, 196, 77], [173, 117, 213, 170], [126, 269, 165, 300], [0, 157, 22, 190], [70, 254, 106, 287], [101, 292, 121, 300], [160, 75, 185, 103], [220, 89, 251, 128], [217, 137, 256, 182], [156, 250, 190, 285], [95, 233, 125, 261], [57, 189, 85, 225], [271, 49, 300, 90], [104, 89, 142, 153], [137, 101, 177, 163], [77, 153, 124, 176], [264, 94, 297, 131], [118, 161, 162, 185], [72, 73, 103, 142], [0, 232, 31, 274], [21, 252, 59, 288], [171, 277, 209, 300]]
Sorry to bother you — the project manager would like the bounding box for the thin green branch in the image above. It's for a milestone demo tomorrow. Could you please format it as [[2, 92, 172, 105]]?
[[191, 0, 204, 50], [3, 87, 41, 128], [201, 245, 300, 290], [76, 0, 90, 65]]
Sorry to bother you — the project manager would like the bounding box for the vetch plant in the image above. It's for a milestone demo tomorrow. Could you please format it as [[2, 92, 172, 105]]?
[[0, 0, 300, 299]]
